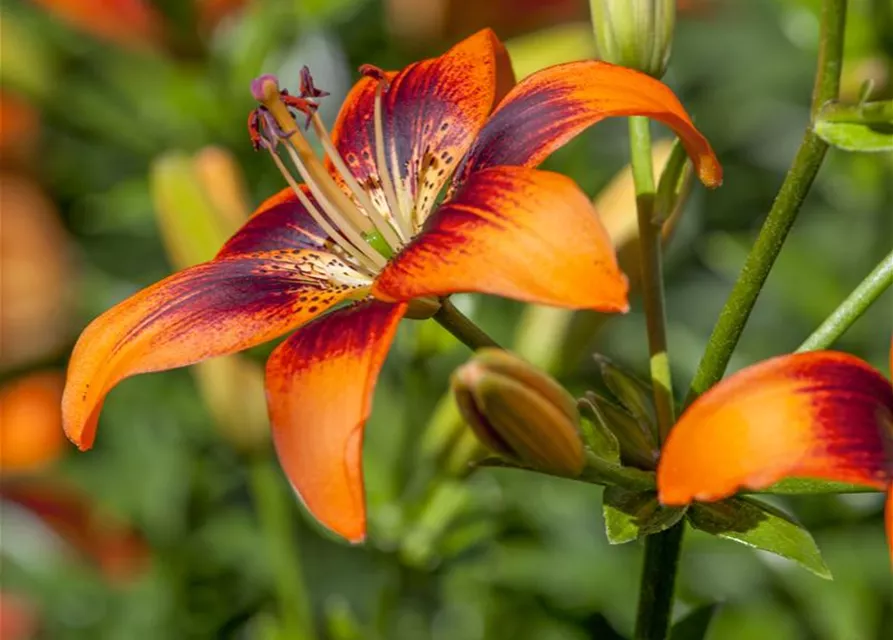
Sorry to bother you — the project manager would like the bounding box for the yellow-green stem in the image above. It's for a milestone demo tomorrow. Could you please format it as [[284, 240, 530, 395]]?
[[628, 115, 681, 640], [797, 248, 893, 352], [432, 298, 502, 350]]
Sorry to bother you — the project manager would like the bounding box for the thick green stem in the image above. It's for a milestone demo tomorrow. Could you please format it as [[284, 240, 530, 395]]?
[[249, 458, 316, 640], [797, 249, 893, 352], [628, 116, 680, 640], [432, 298, 502, 350], [685, 0, 847, 403]]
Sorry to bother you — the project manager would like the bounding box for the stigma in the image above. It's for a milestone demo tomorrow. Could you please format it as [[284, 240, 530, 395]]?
[[248, 69, 407, 277]]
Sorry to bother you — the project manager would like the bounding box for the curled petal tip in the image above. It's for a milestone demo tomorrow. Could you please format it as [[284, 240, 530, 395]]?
[[699, 159, 723, 188], [251, 74, 280, 102]]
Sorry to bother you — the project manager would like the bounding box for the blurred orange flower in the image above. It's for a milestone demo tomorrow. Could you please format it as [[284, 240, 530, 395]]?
[[658, 349, 893, 562], [0, 175, 73, 370], [1, 480, 150, 581], [30, 0, 166, 49], [29, 0, 249, 50], [0, 372, 66, 473]]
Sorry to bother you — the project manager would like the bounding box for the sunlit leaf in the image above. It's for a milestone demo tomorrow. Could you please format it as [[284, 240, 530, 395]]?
[[755, 477, 878, 495], [814, 101, 893, 153], [603, 487, 685, 545], [688, 497, 830, 578]]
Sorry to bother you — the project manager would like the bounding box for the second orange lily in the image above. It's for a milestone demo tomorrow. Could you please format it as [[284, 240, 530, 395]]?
[[658, 346, 893, 562], [63, 29, 721, 542]]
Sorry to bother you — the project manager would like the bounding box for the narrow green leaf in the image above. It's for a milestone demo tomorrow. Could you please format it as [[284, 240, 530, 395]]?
[[669, 604, 720, 640], [814, 100, 893, 152], [603, 486, 685, 545], [688, 497, 830, 578]]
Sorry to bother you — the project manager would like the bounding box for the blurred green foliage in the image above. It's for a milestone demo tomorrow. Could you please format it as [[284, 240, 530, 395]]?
[[1, 0, 891, 638]]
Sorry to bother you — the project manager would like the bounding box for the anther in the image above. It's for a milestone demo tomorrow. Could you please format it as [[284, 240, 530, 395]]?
[[360, 64, 390, 87], [299, 66, 329, 99], [280, 93, 318, 130]]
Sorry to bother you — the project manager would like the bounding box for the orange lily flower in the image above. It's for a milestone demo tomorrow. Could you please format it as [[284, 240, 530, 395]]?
[[63, 29, 721, 542], [658, 348, 893, 561]]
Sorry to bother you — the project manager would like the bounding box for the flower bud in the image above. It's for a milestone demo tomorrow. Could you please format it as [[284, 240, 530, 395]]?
[[589, 0, 675, 78], [451, 349, 585, 477]]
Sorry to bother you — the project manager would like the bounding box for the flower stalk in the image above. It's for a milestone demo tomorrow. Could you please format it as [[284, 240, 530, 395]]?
[[432, 299, 502, 350], [627, 115, 681, 640], [685, 0, 848, 403], [797, 248, 893, 352]]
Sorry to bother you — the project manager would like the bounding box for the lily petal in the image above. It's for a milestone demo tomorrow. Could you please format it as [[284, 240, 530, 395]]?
[[265, 301, 406, 543], [454, 60, 722, 191], [330, 29, 505, 225], [658, 352, 893, 506], [217, 186, 328, 257], [63, 251, 369, 450], [373, 165, 629, 312]]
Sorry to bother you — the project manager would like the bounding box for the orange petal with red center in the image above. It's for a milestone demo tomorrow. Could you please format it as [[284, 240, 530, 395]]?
[[265, 301, 406, 543], [330, 29, 508, 223], [373, 166, 628, 312], [454, 60, 722, 191], [63, 250, 369, 451], [658, 352, 893, 506], [217, 186, 329, 257]]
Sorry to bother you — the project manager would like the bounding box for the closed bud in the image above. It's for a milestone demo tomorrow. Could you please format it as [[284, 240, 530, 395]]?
[[452, 349, 585, 477], [589, 0, 675, 78]]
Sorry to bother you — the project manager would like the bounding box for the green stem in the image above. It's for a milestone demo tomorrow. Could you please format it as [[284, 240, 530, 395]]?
[[685, 0, 847, 403], [432, 298, 502, 350], [628, 116, 680, 640], [249, 458, 316, 640], [797, 249, 893, 352], [635, 524, 685, 639], [628, 117, 677, 445]]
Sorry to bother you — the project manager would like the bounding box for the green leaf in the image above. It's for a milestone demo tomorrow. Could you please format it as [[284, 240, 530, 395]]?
[[603, 487, 685, 545], [814, 100, 893, 152], [755, 477, 878, 495], [688, 497, 830, 578], [577, 397, 621, 464], [669, 604, 720, 640]]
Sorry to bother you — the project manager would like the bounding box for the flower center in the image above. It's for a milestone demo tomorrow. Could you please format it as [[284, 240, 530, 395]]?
[[249, 71, 406, 277]]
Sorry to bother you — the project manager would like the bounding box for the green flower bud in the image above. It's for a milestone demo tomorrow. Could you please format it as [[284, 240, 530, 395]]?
[[589, 0, 676, 78], [452, 349, 585, 477]]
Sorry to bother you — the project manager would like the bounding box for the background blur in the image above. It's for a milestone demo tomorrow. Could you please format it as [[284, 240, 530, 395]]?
[[1, 0, 891, 638]]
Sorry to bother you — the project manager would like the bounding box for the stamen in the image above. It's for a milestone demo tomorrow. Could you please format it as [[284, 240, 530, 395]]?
[[299, 65, 329, 99], [280, 141, 387, 270], [264, 147, 383, 274], [371, 82, 412, 240], [253, 75, 376, 239], [309, 112, 404, 249]]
